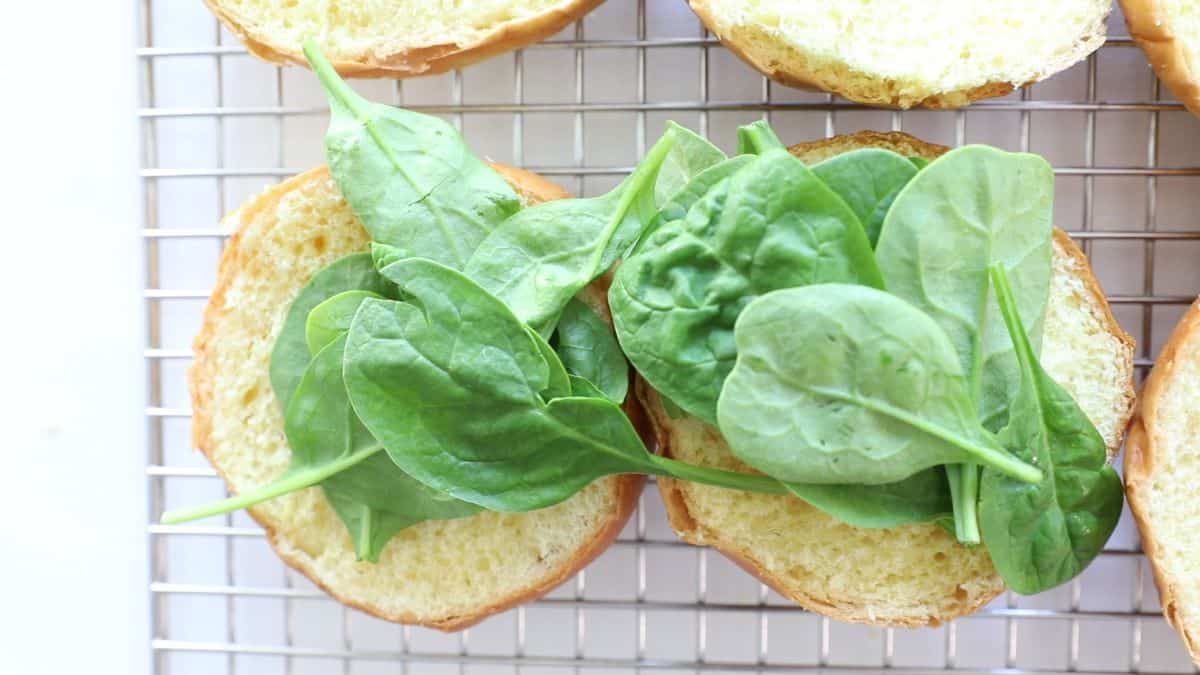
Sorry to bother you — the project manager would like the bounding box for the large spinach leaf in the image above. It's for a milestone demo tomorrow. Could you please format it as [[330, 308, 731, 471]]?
[[716, 284, 1042, 485], [610, 148, 883, 424], [344, 257, 787, 511], [269, 253, 396, 409], [553, 298, 629, 403], [787, 468, 952, 529], [978, 265, 1123, 594], [462, 131, 675, 332], [303, 41, 519, 268], [654, 122, 726, 206], [874, 144, 1054, 543], [811, 148, 919, 247], [165, 336, 482, 562]]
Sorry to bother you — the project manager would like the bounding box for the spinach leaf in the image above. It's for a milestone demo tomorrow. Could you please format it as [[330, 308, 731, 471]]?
[[303, 41, 520, 268], [553, 298, 629, 403], [568, 374, 608, 399], [875, 144, 1054, 433], [737, 120, 785, 155], [978, 265, 1123, 594], [909, 157, 931, 169], [306, 290, 385, 355], [786, 468, 952, 529], [164, 336, 482, 561], [874, 145, 1054, 543], [462, 130, 675, 332], [716, 284, 1043, 485], [527, 324, 572, 401], [811, 148, 919, 247], [610, 148, 882, 424], [655, 122, 726, 206], [634, 155, 756, 254], [270, 253, 396, 409], [343, 257, 787, 511]]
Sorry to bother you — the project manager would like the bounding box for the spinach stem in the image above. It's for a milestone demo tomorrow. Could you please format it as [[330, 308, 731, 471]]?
[[647, 455, 789, 495], [302, 39, 371, 121], [946, 464, 966, 540], [957, 464, 981, 544], [160, 445, 383, 524]]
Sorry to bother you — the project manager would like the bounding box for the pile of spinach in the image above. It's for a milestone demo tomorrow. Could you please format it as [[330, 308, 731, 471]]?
[[165, 42, 1122, 594]]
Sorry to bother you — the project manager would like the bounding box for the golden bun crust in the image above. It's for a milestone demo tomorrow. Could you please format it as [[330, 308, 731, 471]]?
[[190, 163, 642, 631], [649, 131, 1135, 626], [1120, 0, 1200, 116], [1126, 297, 1200, 663], [205, 0, 603, 78]]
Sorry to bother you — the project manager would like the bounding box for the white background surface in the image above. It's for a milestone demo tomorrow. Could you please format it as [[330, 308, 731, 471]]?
[[0, 2, 148, 673]]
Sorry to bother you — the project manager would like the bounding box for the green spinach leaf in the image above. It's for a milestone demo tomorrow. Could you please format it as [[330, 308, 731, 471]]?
[[553, 298, 629, 403], [786, 468, 952, 529], [610, 148, 882, 424], [306, 290, 385, 355], [527, 323, 572, 401], [270, 253, 395, 409], [978, 265, 1123, 594], [737, 120, 785, 155], [634, 155, 756, 254], [303, 41, 520, 268], [811, 148, 919, 246], [343, 257, 787, 511], [462, 130, 675, 332], [716, 283, 1043, 485], [655, 122, 726, 206], [909, 157, 931, 169], [164, 336, 482, 561]]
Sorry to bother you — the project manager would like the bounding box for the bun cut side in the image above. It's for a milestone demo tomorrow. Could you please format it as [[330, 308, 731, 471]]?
[[206, 0, 603, 78], [1121, 0, 1200, 115], [689, 0, 1111, 108], [191, 164, 641, 631]]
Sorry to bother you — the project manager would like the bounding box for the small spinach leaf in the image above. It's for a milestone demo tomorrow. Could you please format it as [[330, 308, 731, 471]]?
[[655, 122, 726, 206], [811, 148, 918, 246], [462, 131, 675, 332], [737, 120, 785, 155], [303, 41, 520, 268], [344, 257, 787, 511], [978, 265, 1123, 594], [786, 468, 952, 529], [568, 374, 608, 399], [306, 290, 384, 355], [270, 253, 395, 409], [610, 149, 882, 424], [528, 324, 572, 401], [909, 156, 931, 169], [554, 298, 629, 403], [716, 284, 1043, 485]]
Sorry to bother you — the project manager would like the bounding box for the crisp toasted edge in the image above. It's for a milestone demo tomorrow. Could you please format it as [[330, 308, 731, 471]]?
[[1126, 297, 1200, 662], [688, 0, 1107, 109], [190, 163, 643, 631], [1120, 0, 1200, 116], [650, 130, 1135, 626], [205, 0, 603, 78]]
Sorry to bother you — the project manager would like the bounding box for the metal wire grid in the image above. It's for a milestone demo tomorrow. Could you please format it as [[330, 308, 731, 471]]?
[[139, 1, 1200, 673]]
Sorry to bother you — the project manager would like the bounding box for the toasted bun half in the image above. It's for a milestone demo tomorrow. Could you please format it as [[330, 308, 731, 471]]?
[[688, 0, 1110, 108], [1121, 0, 1200, 115], [205, 0, 602, 78], [1127, 298, 1200, 663], [190, 163, 642, 631], [647, 131, 1137, 627]]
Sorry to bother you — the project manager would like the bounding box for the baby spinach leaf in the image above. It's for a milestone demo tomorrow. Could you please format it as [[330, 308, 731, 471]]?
[[811, 148, 918, 247], [978, 265, 1123, 594], [164, 336, 481, 562], [716, 284, 1043, 485], [306, 290, 385, 355], [610, 149, 882, 424], [875, 144, 1054, 433], [909, 157, 931, 169], [655, 121, 726, 206], [786, 468, 952, 529], [462, 130, 675, 332], [528, 324, 572, 401], [343, 257, 787, 511], [370, 242, 409, 272], [553, 298, 629, 403], [634, 155, 756, 254], [568, 374, 608, 399], [737, 120, 785, 155], [270, 253, 395, 409], [303, 41, 520, 268]]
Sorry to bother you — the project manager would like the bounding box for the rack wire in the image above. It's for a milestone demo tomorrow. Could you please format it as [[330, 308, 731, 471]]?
[[139, 1, 1200, 673]]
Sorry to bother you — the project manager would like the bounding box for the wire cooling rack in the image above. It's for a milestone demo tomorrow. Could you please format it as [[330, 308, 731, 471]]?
[[139, 1, 1200, 673]]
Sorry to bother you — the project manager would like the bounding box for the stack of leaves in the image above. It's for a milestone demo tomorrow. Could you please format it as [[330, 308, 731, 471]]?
[[166, 43, 1123, 595]]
